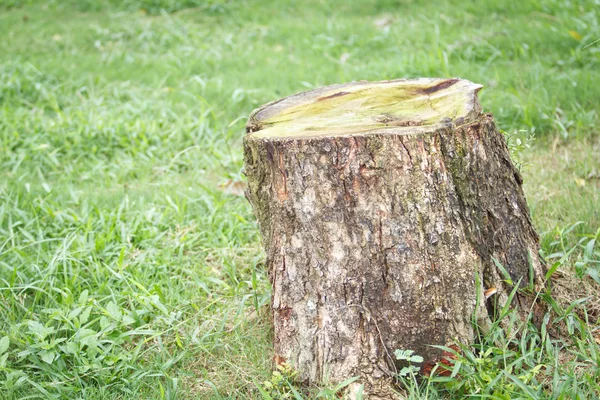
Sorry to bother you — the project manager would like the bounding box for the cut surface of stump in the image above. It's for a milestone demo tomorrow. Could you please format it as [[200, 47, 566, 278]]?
[[244, 78, 545, 399]]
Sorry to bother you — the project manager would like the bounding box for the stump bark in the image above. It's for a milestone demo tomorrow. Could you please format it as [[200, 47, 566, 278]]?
[[243, 78, 545, 398]]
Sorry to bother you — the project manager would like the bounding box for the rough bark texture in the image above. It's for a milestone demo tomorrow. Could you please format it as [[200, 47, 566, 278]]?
[[243, 79, 545, 399]]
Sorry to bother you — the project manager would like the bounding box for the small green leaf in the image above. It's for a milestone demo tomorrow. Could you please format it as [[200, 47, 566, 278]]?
[[77, 328, 96, 339], [122, 313, 136, 326], [0, 336, 9, 354], [545, 261, 561, 280], [61, 342, 79, 355], [80, 334, 98, 349], [106, 301, 122, 321], [585, 239, 596, 260], [395, 349, 409, 359], [76, 328, 97, 349], [68, 306, 84, 320], [410, 355, 424, 363], [118, 246, 126, 269], [27, 321, 54, 339], [492, 257, 513, 285], [586, 268, 600, 284], [79, 306, 92, 324], [78, 290, 89, 305], [504, 371, 540, 398], [39, 350, 55, 364], [149, 295, 169, 315]]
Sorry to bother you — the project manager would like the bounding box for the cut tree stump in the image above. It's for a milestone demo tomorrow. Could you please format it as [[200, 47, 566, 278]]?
[[244, 78, 545, 399]]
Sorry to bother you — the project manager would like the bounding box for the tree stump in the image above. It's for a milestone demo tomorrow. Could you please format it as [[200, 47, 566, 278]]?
[[244, 78, 545, 398]]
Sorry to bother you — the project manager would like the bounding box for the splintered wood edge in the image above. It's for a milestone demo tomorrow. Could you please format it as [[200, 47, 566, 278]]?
[[246, 78, 483, 140]]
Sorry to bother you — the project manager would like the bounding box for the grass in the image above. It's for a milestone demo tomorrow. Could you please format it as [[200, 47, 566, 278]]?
[[0, 0, 599, 398]]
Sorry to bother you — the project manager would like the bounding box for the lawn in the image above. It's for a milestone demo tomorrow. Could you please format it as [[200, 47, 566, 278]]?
[[0, 0, 599, 398]]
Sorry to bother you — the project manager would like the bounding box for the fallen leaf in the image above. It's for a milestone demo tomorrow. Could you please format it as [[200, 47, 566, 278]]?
[[569, 30, 582, 41], [484, 287, 497, 299], [421, 344, 461, 377], [274, 354, 287, 366]]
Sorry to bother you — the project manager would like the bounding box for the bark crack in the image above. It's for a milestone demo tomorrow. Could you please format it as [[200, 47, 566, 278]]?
[[277, 151, 288, 197], [346, 304, 397, 376], [398, 136, 413, 167]]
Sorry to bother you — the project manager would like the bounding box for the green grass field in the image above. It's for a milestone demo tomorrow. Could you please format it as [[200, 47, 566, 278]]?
[[0, 0, 599, 398]]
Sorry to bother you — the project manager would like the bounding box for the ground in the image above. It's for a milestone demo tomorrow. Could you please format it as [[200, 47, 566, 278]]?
[[0, 0, 598, 399]]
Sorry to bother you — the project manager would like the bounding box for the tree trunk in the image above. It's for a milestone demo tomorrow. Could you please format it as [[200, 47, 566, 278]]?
[[244, 78, 545, 399]]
